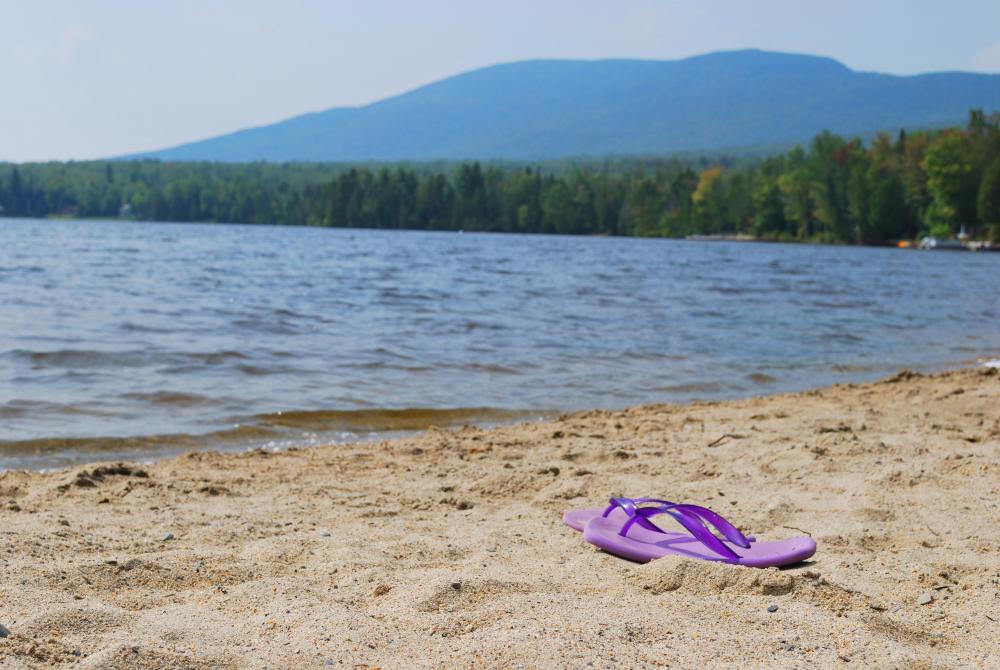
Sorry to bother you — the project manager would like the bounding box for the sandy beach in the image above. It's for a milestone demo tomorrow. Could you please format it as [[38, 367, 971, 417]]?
[[0, 367, 997, 669]]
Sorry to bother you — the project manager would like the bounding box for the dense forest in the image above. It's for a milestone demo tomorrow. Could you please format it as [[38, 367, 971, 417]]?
[[2, 110, 999, 243]]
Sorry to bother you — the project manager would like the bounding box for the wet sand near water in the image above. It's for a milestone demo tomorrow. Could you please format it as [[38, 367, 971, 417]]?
[[0, 368, 998, 668]]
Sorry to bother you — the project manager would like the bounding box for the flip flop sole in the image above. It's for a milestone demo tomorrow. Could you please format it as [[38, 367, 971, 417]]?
[[584, 517, 816, 568]]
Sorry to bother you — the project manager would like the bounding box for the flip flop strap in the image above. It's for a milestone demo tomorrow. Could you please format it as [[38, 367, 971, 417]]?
[[619, 505, 742, 562], [665, 503, 752, 548], [603, 497, 682, 519], [604, 498, 751, 549], [602, 497, 676, 533]]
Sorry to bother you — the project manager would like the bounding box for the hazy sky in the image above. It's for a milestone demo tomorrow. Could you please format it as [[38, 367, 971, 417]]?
[[2, 0, 999, 162]]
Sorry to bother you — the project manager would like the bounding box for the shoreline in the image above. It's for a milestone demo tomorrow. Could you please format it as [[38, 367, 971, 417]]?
[[1, 367, 998, 668], [5, 356, 997, 473], [6, 215, 1000, 249]]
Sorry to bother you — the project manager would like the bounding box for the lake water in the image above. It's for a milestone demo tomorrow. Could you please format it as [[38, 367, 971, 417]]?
[[2, 218, 999, 469]]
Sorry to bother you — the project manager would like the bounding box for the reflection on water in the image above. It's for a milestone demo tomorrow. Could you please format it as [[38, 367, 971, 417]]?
[[1, 218, 999, 469]]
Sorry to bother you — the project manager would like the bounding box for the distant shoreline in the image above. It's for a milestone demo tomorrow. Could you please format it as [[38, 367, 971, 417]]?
[[2, 215, 997, 251], [3, 112, 1000, 246]]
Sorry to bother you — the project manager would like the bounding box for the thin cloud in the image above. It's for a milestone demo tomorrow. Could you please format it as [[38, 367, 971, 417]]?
[[970, 42, 1000, 72]]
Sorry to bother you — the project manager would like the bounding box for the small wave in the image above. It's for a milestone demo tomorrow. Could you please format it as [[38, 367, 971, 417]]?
[[249, 407, 539, 432], [654, 381, 731, 394], [0, 399, 113, 418], [819, 332, 865, 344], [7, 348, 254, 370], [10, 348, 158, 369], [0, 406, 27, 419], [830, 363, 885, 373], [120, 391, 215, 407], [812, 300, 876, 309], [370, 347, 417, 361], [186, 350, 249, 364], [766, 260, 807, 275], [272, 307, 309, 319], [377, 288, 438, 304], [624, 350, 685, 362], [237, 363, 288, 376], [459, 363, 521, 375], [463, 320, 507, 332], [344, 361, 435, 373], [231, 319, 301, 335], [119, 321, 173, 334], [708, 285, 753, 295], [746, 372, 778, 385], [0, 424, 285, 470]]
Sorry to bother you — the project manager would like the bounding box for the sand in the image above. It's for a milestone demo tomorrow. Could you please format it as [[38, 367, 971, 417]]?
[[0, 367, 998, 669]]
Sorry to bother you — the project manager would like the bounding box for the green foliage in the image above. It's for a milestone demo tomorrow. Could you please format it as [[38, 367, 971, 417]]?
[[2, 110, 998, 243], [752, 179, 786, 237], [978, 157, 1000, 225], [922, 133, 976, 234], [865, 170, 910, 242]]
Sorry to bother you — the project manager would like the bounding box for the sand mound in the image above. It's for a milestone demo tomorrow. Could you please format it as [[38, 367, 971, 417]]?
[[417, 578, 533, 613], [627, 554, 800, 596], [0, 637, 78, 668], [57, 463, 149, 492], [78, 644, 235, 670], [18, 606, 130, 639], [627, 555, 894, 617]]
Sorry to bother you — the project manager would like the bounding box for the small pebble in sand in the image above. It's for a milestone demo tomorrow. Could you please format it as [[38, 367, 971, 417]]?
[[0, 623, 11, 638], [450, 580, 463, 590], [767, 605, 778, 613], [917, 593, 934, 605], [162, 533, 174, 541]]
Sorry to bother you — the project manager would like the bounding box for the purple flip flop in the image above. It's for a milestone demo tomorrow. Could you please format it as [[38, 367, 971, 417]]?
[[582, 500, 815, 568]]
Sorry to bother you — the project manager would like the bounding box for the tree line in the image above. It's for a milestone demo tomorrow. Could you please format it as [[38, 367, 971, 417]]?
[[2, 110, 999, 243]]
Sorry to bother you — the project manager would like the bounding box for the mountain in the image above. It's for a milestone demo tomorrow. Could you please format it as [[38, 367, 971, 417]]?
[[136, 50, 1000, 162]]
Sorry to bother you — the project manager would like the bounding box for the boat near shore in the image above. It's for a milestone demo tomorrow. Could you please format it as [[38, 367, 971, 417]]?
[[964, 240, 999, 252], [917, 236, 999, 251], [918, 236, 967, 250]]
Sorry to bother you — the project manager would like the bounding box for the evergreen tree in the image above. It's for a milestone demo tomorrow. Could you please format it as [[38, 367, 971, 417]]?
[[978, 156, 1000, 243], [752, 179, 786, 237], [865, 170, 908, 242]]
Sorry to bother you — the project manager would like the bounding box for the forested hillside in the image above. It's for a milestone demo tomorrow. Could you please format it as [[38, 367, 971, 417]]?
[[3, 111, 999, 243]]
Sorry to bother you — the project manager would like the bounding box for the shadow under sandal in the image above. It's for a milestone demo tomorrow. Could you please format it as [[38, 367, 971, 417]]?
[[583, 501, 816, 568]]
